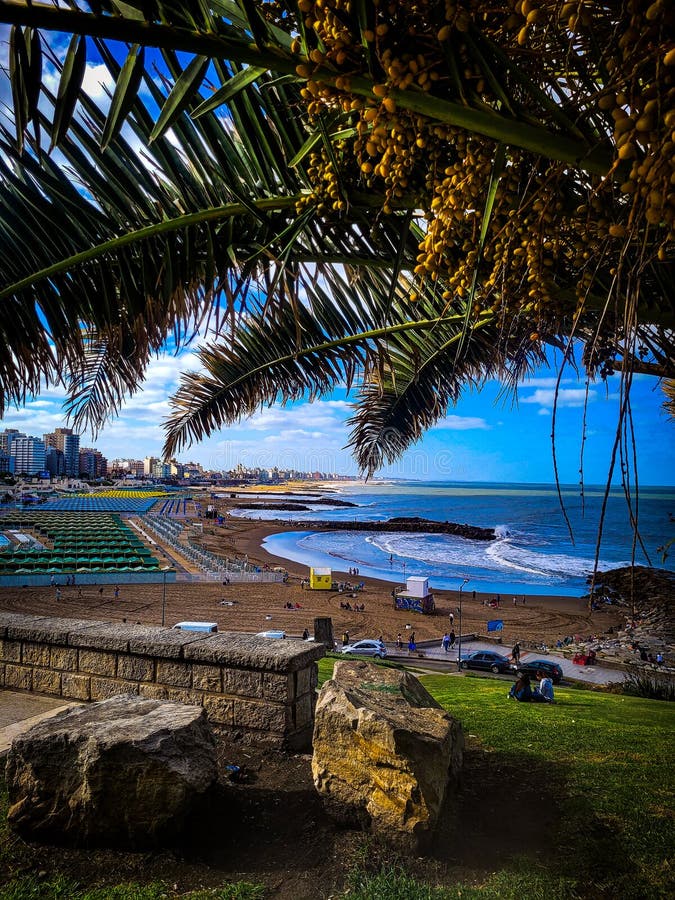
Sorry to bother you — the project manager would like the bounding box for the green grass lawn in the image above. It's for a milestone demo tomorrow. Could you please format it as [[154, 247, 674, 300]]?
[[319, 658, 675, 899]]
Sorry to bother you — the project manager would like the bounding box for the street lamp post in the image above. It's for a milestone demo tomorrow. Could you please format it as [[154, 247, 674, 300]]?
[[161, 567, 170, 626], [456, 577, 470, 670]]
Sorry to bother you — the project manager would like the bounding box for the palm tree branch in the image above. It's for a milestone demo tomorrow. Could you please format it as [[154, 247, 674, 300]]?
[[0, 1, 612, 175], [0, 197, 300, 303], [164, 306, 499, 456]]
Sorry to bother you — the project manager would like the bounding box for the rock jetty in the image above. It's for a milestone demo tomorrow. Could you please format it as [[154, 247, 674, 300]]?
[[264, 516, 495, 541], [233, 498, 357, 512]]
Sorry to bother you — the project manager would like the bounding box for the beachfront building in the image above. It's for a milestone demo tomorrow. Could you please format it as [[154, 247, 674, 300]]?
[[109, 458, 144, 477], [0, 450, 12, 475], [0, 429, 24, 453], [0, 429, 25, 469], [44, 446, 65, 477], [43, 428, 80, 477], [169, 460, 184, 479], [11, 436, 46, 476], [309, 567, 333, 590], [79, 447, 108, 479]]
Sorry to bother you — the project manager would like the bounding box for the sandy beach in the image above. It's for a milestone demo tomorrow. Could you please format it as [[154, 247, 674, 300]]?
[[0, 501, 626, 648]]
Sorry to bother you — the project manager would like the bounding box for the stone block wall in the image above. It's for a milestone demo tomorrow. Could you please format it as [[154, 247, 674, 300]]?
[[0, 613, 324, 750]]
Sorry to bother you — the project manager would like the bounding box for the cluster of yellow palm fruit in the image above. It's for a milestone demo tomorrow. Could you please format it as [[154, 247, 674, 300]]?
[[288, 0, 673, 329]]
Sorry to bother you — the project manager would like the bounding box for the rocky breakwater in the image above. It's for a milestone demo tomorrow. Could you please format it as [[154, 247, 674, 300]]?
[[284, 516, 495, 540], [233, 498, 358, 512], [312, 659, 464, 852]]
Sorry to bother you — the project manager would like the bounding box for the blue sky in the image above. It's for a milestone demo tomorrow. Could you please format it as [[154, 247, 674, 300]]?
[[2, 343, 673, 485], [0, 32, 673, 485]]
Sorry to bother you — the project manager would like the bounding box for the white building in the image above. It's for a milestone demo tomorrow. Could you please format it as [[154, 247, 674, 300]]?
[[12, 436, 46, 476]]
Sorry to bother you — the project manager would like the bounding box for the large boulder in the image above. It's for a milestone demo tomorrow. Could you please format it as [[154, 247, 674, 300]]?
[[312, 660, 463, 849], [5, 694, 217, 848]]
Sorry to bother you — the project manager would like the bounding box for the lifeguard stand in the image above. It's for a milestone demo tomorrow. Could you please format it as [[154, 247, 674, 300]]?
[[309, 567, 332, 590], [393, 576, 435, 614]]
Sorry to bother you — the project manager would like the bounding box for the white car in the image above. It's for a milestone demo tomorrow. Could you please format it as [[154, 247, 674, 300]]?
[[256, 629, 286, 639], [340, 639, 387, 659]]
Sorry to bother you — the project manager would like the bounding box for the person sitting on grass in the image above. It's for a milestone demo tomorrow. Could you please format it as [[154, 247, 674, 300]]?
[[508, 671, 532, 702], [532, 670, 555, 703]]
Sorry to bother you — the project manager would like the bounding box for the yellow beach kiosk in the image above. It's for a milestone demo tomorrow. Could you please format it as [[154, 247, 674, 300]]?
[[309, 567, 332, 590]]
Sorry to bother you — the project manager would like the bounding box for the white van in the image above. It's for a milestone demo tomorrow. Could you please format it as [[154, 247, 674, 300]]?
[[172, 621, 218, 633]]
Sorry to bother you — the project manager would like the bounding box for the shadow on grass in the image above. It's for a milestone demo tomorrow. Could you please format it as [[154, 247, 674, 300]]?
[[429, 746, 563, 870], [428, 744, 665, 898]]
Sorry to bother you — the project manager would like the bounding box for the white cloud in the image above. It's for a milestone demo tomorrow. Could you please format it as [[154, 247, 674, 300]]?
[[263, 429, 327, 443], [243, 401, 351, 434], [522, 376, 578, 389], [521, 388, 593, 409], [433, 415, 490, 431], [81, 63, 115, 101], [42, 61, 114, 107]]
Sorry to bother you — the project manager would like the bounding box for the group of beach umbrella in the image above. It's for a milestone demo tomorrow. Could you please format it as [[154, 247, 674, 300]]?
[[38, 497, 160, 513], [0, 510, 161, 574]]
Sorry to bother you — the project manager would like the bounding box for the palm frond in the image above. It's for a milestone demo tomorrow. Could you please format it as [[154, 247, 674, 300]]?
[[0, 0, 672, 480]]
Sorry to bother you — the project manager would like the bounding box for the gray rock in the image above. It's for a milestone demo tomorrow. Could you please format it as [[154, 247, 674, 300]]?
[[5, 694, 217, 848], [312, 660, 463, 850]]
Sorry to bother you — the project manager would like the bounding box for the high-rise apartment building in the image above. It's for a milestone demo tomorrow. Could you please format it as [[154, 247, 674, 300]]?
[[45, 446, 65, 477], [79, 448, 108, 479], [43, 428, 80, 477], [0, 429, 25, 456], [12, 436, 46, 476]]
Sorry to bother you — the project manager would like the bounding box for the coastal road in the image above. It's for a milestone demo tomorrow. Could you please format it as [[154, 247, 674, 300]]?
[[385, 638, 626, 685]]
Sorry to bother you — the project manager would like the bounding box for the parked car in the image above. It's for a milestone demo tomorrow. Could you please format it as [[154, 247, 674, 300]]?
[[172, 621, 218, 633], [459, 650, 511, 674], [256, 629, 286, 639], [511, 658, 564, 684], [340, 639, 387, 659]]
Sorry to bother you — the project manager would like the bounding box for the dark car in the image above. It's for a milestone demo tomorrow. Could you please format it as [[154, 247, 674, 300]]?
[[459, 650, 512, 674], [511, 658, 564, 684]]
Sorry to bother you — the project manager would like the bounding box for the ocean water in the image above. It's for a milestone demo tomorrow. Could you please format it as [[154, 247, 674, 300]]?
[[236, 481, 675, 597]]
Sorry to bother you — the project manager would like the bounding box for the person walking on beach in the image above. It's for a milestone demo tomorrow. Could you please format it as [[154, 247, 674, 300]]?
[[114, 585, 120, 601], [449, 612, 454, 626], [55, 587, 61, 602], [442, 632, 450, 653], [396, 632, 402, 650], [512, 641, 521, 666]]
